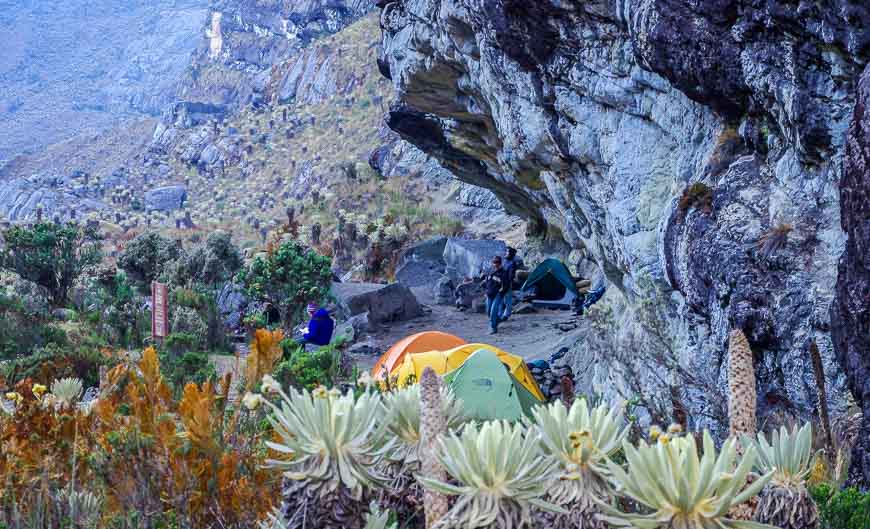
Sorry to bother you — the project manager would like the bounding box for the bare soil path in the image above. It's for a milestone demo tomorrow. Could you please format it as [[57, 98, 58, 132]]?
[[353, 302, 583, 372]]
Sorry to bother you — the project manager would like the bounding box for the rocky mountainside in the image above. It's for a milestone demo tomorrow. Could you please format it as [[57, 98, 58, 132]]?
[[0, 0, 208, 163], [0, 0, 508, 263], [378, 0, 869, 459]]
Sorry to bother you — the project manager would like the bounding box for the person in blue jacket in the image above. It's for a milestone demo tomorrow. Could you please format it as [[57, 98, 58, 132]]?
[[298, 303, 334, 346]]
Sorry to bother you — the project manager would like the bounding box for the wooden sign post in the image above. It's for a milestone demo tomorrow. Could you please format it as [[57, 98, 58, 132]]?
[[152, 282, 169, 344]]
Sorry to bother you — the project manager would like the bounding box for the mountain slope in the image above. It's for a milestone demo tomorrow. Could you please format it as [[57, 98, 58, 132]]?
[[0, 0, 208, 163]]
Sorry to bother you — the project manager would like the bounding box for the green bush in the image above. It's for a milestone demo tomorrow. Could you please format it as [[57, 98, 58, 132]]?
[[0, 222, 102, 307], [169, 231, 243, 288], [811, 483, 870, 529], [0, 292, 68, 360], [236, 241, 332, 329], [172, 287, 206, 309], [170, 307, 207, 350], [117, 232, 181, 288], [157, 347, 216, 397], [273, 340, 342, 390], [1, 343, 113, 389]]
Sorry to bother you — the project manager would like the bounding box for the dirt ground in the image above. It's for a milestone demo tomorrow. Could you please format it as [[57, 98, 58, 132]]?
[[351, 301, 584, 371], [212, 294, 585, 399]]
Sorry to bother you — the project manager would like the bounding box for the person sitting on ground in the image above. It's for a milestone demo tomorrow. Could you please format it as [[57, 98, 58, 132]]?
[[297, 303, 334, 346], [500, 246, 527, 322], [484, 255, 510, 335]]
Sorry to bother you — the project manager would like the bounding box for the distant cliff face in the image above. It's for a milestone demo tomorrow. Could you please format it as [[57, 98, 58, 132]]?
[[0, 0, 208, 163], [379, 0, 869, 439], [174, 0, 377, 112]]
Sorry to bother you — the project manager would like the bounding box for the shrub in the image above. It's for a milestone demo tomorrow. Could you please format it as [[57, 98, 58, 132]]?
[[169, 231, 243, 288], [810, 483, 870, 529], [170, 307, 207, 350], [0, 292, 68, 360], [158, 348, 216, 396], [117, 232, 181, 287], [0, 222, 103, 307], [236, 240, 332, 329], [1, 343, 111, 390], [274, 341, 343, 391]]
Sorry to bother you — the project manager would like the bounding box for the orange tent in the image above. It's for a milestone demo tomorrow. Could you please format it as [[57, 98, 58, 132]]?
[[372, 331, 465, 378]]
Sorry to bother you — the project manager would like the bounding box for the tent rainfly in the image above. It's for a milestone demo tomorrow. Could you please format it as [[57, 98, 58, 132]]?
[[443, 348, 544, 422], [372, 331, 466, 379], [520, 258, 579, 308], [389, 343, 545, 400]]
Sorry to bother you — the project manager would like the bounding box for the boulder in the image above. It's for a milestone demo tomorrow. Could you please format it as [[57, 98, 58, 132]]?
[[400, 236, 448, 265], [455, 279, 484, 309], [348, 341, 380, 356], [331, 282, 422, 324], [395, 259, 444, 289], [434, 275, 455, 305], [443, 238, 507, 282], [334, 312, 372, 342], [216, 282, 248, 332], [145, 185, 187, 211]]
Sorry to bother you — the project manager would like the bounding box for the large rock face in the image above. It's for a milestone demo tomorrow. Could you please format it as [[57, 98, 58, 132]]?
[[379, 0, 869, 435], [833, 64, 870, 485]]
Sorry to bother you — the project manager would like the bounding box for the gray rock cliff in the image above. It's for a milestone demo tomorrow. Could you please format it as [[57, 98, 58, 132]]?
[[378, 0, 869, 447]]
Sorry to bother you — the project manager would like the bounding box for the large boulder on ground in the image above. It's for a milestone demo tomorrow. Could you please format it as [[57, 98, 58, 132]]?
[[434, 275, 455, 305], [331, 282, 422, 324], [145, 185, 187, 211], [443, 238, 507, 282], [217, 282, 248, 332], [395, 259, 444, 289], [400, 236, 448, 264], [455, 279, 485, 309]]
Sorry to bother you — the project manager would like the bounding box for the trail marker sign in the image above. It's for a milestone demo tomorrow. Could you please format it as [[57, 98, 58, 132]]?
[[152, 282, 169, 339]]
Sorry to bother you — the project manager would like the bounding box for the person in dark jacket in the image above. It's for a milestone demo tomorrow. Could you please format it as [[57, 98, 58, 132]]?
[[298, 305, 334, 346], [484, 256, 510, 334]]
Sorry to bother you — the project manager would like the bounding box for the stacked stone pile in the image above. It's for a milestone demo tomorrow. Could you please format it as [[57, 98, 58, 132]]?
[[529, 361, 575, 402]]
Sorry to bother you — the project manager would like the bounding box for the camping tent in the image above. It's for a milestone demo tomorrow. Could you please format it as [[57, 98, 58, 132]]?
[[520, 258, 579, 307], [372, 331, 466, 378], [389, 343, 545, 401], [443, 349, 544, 421]]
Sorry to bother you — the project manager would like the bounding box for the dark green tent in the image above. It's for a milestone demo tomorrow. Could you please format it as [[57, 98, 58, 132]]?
[[443, 348, 543, 422], [520, 258, 579, 307]]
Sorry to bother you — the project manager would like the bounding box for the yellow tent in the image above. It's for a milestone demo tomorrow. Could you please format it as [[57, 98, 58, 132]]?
[[389, 343, 545, 401]]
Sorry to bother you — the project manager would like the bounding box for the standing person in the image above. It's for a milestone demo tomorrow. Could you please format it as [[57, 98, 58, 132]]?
[[500, 247, 526, 321], [485, 256, 510, 334]]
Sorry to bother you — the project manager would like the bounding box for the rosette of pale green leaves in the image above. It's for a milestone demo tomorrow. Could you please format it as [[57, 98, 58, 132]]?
[[742, 423, 814, 487], [379, 384, 465, 467], [529, 398, 629, 511], [742, 423, 819, 528], [51, 377, 83, 408], [598, 431, 776, 529], [418, 420, 564, 529], [264, 385, 389, 500]]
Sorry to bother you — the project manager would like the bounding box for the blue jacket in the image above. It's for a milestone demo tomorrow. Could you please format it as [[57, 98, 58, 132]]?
[[304, 309, 334, 346]]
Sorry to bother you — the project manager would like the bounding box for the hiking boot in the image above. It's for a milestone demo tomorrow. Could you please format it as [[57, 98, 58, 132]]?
[[488, 328, 498, 335]]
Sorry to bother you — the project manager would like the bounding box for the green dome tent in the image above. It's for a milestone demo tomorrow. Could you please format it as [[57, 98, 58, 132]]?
[[443, 348, 544, 422], [520, 258, 579, 307]]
